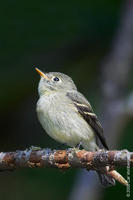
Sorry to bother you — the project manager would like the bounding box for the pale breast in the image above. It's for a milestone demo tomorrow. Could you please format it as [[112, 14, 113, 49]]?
[[36, 93, 95, 147]]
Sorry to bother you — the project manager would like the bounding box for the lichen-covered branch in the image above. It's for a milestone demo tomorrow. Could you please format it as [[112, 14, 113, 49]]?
[[0, 147, 132, 171]]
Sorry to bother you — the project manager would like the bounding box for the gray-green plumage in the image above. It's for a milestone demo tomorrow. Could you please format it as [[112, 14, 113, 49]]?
[[66, 91, 109, 149], [37, 72, 108, 151], [36, 70, 115, 186]]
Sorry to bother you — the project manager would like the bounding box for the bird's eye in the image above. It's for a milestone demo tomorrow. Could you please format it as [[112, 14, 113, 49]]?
[[53, 77, 60, 82]]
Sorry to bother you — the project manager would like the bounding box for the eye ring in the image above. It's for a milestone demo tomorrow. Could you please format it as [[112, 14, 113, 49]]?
[[53, 77, 60, 82]]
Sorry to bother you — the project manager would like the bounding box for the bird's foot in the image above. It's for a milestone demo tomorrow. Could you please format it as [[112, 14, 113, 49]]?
[[75, 141, 82, 149], [30, 146, 41, 151], [97, 148, 106, 152], [72, 142, 82, 153]]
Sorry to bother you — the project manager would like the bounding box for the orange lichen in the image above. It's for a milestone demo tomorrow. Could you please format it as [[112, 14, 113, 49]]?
[[76, 150, 94, 166], [4, 153, 15, 165], [54, 150, 68, 164], [55, 163, 70, 169]]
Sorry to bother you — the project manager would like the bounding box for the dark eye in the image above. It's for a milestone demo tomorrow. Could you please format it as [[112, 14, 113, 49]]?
[[53, 77, 60, 81]]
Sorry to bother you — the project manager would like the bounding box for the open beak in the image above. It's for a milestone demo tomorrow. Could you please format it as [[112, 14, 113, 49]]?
[[35, 68, 50, 80]]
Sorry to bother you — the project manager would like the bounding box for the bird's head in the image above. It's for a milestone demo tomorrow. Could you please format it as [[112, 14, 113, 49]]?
[[35, 68, 77, 96]]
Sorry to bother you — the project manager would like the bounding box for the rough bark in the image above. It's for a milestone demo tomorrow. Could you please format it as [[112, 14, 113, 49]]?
[[0, 147, 132, 171]]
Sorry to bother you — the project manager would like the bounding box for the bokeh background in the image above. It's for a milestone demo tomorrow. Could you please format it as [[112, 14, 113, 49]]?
[[0, 0, 133, 200]]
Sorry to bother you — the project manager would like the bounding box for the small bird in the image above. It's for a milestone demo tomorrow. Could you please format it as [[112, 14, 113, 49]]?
[[35, 68, 127, 186]]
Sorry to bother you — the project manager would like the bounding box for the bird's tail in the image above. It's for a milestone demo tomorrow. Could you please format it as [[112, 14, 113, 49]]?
[[97, 168, 128, 187], [83, 144, 128, 187], [97, 172, 115, 187]]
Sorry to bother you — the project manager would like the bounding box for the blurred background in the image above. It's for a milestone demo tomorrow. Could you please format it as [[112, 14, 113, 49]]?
[[0, 0, 133, 200]]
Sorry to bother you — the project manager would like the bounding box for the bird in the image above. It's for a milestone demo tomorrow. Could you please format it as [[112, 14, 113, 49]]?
[[35, 67, 127, 187]]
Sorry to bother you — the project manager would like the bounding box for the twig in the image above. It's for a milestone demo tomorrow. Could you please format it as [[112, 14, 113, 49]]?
[[0, 147, 132, 185]]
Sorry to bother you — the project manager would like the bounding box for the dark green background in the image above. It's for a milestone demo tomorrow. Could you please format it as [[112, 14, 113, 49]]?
[[0, 0, 132, 199]]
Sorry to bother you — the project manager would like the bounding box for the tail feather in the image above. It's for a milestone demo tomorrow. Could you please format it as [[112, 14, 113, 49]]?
[[97, 172, 115, 187], [83, 145, 128, 186], [97, 169, 128, 187]]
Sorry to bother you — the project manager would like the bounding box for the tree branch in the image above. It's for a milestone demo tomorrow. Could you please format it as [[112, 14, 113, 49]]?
[[0, 147, 132, 185]]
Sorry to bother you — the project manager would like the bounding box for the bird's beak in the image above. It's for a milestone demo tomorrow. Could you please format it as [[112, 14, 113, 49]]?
[[35, 68, 50, 80]]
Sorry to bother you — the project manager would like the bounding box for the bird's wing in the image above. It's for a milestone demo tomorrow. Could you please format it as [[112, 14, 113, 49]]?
[[66, 91, 109, 150]]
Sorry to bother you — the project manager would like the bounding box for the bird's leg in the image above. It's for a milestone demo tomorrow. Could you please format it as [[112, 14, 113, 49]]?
[[76, 141, 82, 149], [30, 146, 41, 151], [73, 141, 82, 152]]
